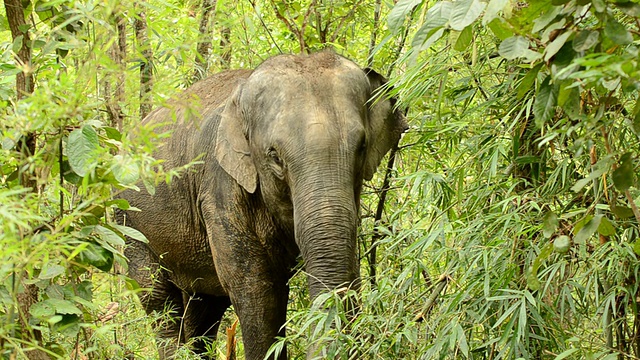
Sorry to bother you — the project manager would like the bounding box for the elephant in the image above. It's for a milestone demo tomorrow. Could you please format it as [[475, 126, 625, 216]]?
[[118, 50, 407, 359]]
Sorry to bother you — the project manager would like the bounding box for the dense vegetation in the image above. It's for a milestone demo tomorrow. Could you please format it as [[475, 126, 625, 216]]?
[[1, 0, 639, 359]]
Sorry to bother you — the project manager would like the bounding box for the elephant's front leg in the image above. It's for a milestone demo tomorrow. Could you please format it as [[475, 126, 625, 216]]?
[[213, 241, 290, 360]]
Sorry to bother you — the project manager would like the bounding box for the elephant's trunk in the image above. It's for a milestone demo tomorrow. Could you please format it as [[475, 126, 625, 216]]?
[[291, 171, 360, 299]]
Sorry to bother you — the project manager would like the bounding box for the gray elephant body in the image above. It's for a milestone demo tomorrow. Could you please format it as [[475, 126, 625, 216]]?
[[120, 51, 406, 359]]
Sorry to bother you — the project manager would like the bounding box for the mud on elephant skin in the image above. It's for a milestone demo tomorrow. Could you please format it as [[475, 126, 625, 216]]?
[[119, 50, 407, 359]]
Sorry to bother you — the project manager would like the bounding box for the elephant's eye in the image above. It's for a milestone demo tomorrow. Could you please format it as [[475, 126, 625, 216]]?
[[267, 147, 283, 165]]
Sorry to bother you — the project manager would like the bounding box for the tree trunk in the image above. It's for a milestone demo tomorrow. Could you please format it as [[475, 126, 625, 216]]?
[[193, 0, 217, 81], [105, 9, 127, 130], [135, 2, 153, 119], [3, 1, 49, 359]]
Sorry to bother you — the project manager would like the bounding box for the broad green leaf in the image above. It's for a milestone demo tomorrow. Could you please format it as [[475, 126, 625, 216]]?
[[616, 1, 640, 16], [612, 153, 635, 191], [498, 36, 529, 60], [454, 26, 473, 51], [482, 0, 508, 25], [532, 7, 562, 33], [604, 18, 633, 45], [573, 30, 599, 52], [612, 205, 634, 219], [104, 126, 122, 141], [106, 198, 130, 210], [39, 263, 65, 280], [574, 215, 602, 243], [30, 301, 56, 319], [388, 0, 422, 34], [46, 298, 82, 315], [635, 239, 640, 256], [488, 18, 513, 40], [543, 211, 559, 238], [534, 76, 558, 127], [111, 224, 148, 243], [597, 216, 616, 237], [79, 242, 113, 272], [558, 83, 581, 119], [411, 2, 452, 51], [111, 154, 140, 185], [67, 125, 100, 177], [450, 0, 485, 31], [544, 31, 573, 62]]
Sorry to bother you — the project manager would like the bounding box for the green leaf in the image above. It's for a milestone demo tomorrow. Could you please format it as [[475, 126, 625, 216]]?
[[571, 166, 607, 192], [543, 211, 559, 238], [487, 18, 513, 40], [411, 2, 452, 51], [12, 35, 23, 54], [616, 1, 640, 16], [39, 263, 65, 280], [79, 241, 114, 272], [574, 215, 602, 243], [388, 0, 422, 34], [612, 153, 635, 191], [67, 125, 100, 177], [554, 348, 580, 360], [573, 30, 600, 52], [111, 224, 148, 243], [94, 225, 125, 247], [499, 36, 529, 60], [104, 126, 122, 141], [558, 83, 581, 119], [544, 31, 573, 62], [482, 0, 509, 25], [46, 298, 82, 315], [532, 7, 562, 33], [30, 301, 56, 319], [112, 154, 140, 185], [517, 63, 543, 99], [597, 216, 616, 237], [612, 205, 634, 219], [634, 239, 640, 256], [604, 18, 633, 45], [534, 76, 558, 127], [454, 26, 473, 51], [449, 0, 485, 31]]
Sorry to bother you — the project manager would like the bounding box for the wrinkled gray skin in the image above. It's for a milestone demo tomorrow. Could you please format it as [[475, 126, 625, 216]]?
[[120, 51, 407, 359]]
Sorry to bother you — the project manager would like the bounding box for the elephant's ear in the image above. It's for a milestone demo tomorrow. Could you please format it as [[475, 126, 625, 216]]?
[[363, 69, 408, 181], [215, 84, 258, 193]]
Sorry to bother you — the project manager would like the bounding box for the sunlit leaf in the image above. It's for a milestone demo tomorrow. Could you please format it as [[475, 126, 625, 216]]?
[[499, 36, 529, 60], [388, 0, 422, 34], [573, 30, 600, 52], [450, 0, 485, 31], [67, 125, 100, 177], [482, 0, 509, 25]]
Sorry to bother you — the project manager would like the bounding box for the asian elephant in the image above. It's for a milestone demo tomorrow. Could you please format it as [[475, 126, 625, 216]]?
[[119, 50, 407, 359]]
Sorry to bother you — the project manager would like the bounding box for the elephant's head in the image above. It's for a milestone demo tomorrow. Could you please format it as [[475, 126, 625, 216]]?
[[215, 51, 407, 298]]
